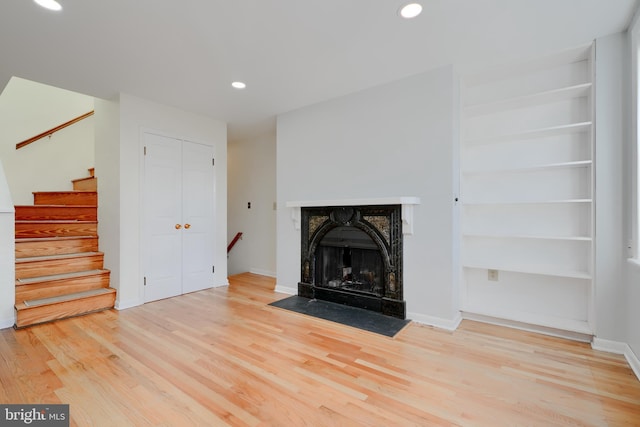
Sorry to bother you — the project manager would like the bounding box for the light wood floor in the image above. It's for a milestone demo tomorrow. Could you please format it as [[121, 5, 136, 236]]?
[[1, 273, 639, 426]]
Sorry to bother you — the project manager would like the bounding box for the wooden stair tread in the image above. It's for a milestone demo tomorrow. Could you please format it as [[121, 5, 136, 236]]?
[[72, 177, 97, 191], [16, 252, 104, 280], [16, 220, 97, 224], [33, 191, 97, 206], [15, 206, 97, 221], [15, 204, 97, 208], [33, 191, 97, 194], [15, 236, 99, 258], [71, 176, 96, 183], [14, 287, 116, 328], [15, 269, 111, 304], [16, 251, 102, 263], [16, 236, 98, 243], [15, 221, 98, 238], [19, 288, 115, 308], [16, 269, 108, 285]]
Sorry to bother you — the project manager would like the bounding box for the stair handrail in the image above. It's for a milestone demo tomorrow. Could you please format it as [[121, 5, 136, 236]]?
[[16, 110, 95, 150], [227, 232, 243, 253]]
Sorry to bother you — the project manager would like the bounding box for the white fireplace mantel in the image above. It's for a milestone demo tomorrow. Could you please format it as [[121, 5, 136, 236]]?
[[285, 197, 420, 235]]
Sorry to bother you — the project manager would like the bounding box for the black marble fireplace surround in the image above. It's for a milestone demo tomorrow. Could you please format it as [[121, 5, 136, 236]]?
[[298, 205, 405, 319]]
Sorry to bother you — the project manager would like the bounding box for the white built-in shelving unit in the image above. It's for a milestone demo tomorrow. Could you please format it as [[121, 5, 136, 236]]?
[[460, 43, 595, 336]]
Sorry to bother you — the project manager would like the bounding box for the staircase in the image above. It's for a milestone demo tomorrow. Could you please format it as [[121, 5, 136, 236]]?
[[14, 169, 116, 328]]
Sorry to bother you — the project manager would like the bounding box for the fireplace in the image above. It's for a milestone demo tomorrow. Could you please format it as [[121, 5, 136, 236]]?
[[297, 204, 406, 318]]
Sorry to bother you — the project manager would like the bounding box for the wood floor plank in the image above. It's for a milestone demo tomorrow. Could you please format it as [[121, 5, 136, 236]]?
[[0, 272, 638, 426]]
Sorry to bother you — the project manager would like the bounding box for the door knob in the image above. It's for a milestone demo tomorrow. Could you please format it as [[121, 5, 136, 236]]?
[[175, 224, 182, 229], [184, 223, 191, 229]]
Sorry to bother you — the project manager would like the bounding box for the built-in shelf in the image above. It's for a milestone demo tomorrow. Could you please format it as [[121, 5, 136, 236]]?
[[462, 263, 591, 280], [461, 44, 595, 336], [462, 233, 591, 241], [462, 43, 592, 88], [464, 83, 592, 117], [463, 198, 592, 206], [463, 160, 591, 175], [464, 122, 592, 146]]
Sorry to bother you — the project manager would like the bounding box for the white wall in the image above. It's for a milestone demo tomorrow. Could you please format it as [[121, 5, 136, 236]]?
[[0, 159, 15, 328], [594, 33, 627, 341], [94, 97, 121, 296], [624, 10, 640, 368], [112, 93, 228, 309], [0, 77, 94, 205], [626, 262, 640, 359], [227, 131, 277, 277], [276, 66, 460, 327], [591, 27, 640, 379]]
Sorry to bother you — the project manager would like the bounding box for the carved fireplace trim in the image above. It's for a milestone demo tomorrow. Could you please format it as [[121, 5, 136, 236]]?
[[287, 197, 420, 235], [287, 198, 420, 319]]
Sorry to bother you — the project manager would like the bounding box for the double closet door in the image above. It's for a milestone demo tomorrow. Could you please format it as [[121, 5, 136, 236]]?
[[143, 132, 215, 303]]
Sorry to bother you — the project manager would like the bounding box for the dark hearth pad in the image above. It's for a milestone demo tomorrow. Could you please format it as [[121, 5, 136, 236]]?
[[269, 296, 410, 337]]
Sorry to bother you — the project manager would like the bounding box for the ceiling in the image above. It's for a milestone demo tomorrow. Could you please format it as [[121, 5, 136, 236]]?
[[0, 0, 637, 141]]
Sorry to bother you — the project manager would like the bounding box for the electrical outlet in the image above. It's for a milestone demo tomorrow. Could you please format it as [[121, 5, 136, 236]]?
[[488, 269, 499, 281]]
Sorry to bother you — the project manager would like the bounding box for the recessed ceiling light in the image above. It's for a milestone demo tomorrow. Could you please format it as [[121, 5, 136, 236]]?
[[399, 3, 422, 19], [34, 0, 62, 11], [231, 81, 246, 90]]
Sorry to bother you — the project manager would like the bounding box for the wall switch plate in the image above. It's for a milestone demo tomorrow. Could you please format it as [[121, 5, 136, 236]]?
[[488, 269, 499, 281]]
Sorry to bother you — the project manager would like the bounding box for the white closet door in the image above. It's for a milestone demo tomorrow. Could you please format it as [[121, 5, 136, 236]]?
[[143, 133, 183, 302], [181, 141, 215, 293]]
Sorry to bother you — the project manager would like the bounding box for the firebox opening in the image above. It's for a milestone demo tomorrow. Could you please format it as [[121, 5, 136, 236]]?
[[315, 226, 384, 298], [298, 204, 406, 319]]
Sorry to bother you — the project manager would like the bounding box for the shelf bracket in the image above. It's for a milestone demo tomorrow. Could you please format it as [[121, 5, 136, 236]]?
[[290, 207, 301, 230], [402, 204, 415, 235]]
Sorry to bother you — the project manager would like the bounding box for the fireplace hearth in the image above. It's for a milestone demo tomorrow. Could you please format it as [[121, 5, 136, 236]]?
[[298, 204, 405, 319]]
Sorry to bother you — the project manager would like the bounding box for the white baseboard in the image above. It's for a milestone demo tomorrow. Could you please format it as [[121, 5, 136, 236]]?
[[0, 315, 14, 330], [462, 312, 593, 343], [408, 311, 462, 331], [274, 285, 296, 295], [591, 337, 629, 353], [628, 348, 640, 382], [592, 338, 640, 382], [213, 279, 229, 288], [114, 299, 142, 311], [250, 268, 276, 278]]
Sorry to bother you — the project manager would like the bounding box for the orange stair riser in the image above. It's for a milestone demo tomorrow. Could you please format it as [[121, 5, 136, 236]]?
[[15, 222, 97, 238], [14, 290, 116, 329], [16, 238, 99, 258], [16, 272, 111, 303], [15, 205, 97, 221], [33, 192, 97, 206], [16, 254, 104, 279], [72, 177, 97, 192]]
